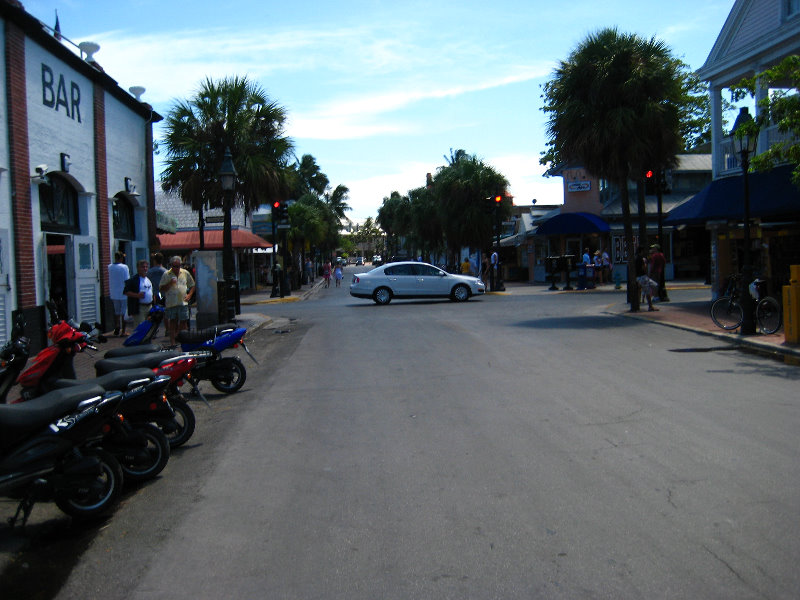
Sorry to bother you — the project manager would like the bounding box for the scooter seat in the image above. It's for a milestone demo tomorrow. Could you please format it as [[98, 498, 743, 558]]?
[[104, 344, 162, 359], [0, 384, 107, 451], [94, 351, 182, 376], [177, 324, 239, 344], [51, 368, 156, 392]]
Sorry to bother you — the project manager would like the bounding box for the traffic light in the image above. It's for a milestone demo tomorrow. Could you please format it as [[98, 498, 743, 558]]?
[[494, 194, 502, 205], [644, 170, 655, 195], [272, 200, 289, 221]]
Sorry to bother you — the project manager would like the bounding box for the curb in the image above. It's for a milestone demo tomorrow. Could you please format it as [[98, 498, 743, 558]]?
[[617, 308, 800, 362]]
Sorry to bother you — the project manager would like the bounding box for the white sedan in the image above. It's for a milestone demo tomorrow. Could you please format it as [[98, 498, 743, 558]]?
[[349, 261, 486, 305]]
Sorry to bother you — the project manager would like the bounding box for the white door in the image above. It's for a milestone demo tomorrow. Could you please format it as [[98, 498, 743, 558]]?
[[0, 229, 11, 343], [66, 235, 100, 324]]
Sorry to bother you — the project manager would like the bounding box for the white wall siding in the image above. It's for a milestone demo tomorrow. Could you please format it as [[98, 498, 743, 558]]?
[[730, 0, 780, 54]]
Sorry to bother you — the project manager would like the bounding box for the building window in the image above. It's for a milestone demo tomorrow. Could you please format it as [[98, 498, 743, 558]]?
[[112, 194, 135, 240], [39, 174, 79, 234]]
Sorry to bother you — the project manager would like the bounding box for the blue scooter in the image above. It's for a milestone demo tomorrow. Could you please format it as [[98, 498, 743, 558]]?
[[115, 310, 255, 395]]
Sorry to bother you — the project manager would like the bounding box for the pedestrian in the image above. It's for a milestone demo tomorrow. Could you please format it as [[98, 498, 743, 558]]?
[[635, 246, 658, 311], [481, 255, 490, 287], [461, 256, 471, 275], [305, 258, 313, 284], [159, 255, 195, 345], [601, 248, 611, 284], [124, 259, 154, 327], [323, 260, 332, 288], [147, 252, 167, 305], [490, 249, 499, 291], [593, 250, 603, 284], [108, 251, 129, 336], [334, 262, 343, 287], [649, 244, 667, 301]]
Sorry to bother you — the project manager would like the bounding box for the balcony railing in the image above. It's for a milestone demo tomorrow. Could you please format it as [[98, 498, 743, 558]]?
[[716, 123, 796, 177]]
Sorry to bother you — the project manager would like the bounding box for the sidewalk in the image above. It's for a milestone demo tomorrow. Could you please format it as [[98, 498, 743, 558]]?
[[497, 279, 800, 362]]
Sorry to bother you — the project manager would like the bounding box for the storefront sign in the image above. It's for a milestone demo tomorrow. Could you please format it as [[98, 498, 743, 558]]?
[[41, 64, 82, 122], [568, 181, 591, 192]]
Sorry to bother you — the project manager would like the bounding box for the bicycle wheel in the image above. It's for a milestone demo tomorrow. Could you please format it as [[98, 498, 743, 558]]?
[[711, 296, 743, 330], [756, 296, 782, 334]]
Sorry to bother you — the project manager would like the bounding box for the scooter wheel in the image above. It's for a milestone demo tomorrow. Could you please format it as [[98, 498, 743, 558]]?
[[162, 398, 196, 448], [55, 448, 124, 520], [210, 358, 246, 394], [118, 424, 171, 482]]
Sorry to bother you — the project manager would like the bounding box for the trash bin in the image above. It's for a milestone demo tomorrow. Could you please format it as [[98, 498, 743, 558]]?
[[586, 264, 595, 289], [577, 264, 587, 289], [217, 280, 240, 323], [561, 255, 575, 290]]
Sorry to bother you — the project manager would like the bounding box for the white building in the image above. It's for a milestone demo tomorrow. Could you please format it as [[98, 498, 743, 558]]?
[[0, 1, 160, 348]]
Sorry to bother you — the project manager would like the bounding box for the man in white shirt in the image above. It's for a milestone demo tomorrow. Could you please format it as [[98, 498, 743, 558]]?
[[108, 251, 130, 336], [124, 259, 155, 327]]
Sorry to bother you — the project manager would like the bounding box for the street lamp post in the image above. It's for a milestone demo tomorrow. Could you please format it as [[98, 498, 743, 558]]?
[[730, 107, 758, 335], [218, 146, 237, 321]]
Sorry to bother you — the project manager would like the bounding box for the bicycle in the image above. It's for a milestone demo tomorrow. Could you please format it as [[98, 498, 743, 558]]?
[[710, 274, 782, 334]]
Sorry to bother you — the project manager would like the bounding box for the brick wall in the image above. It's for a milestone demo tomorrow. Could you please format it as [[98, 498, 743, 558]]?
[[5, 22, 34, 309]]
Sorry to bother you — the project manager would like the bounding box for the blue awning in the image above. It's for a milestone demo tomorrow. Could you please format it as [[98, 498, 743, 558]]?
[[665, 165, 800, 225], [534, 212, 610, 235]]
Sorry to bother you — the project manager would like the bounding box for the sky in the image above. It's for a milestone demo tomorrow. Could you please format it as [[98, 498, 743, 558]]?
[[25, 0, 735, 221]]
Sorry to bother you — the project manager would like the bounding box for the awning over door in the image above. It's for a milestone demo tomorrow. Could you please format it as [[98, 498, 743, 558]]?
[[157, 229, 271, 251], [665, 165, 800, 225], [534, 212, 610, 235]]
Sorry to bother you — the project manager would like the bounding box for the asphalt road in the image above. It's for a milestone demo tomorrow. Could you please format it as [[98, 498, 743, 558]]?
[[2, 277, 799, 599]]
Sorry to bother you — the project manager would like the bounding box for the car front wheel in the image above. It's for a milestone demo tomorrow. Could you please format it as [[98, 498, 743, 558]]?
[[373, 287, 392, 305], [451, 284, 470, 302]]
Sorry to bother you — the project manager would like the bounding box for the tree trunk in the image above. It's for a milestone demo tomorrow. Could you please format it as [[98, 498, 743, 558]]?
[[636, 179, 648, 246], [620, 183, 640, 312]]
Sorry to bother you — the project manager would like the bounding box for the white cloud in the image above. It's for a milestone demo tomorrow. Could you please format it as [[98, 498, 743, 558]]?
[[489, 154, 564, 207]]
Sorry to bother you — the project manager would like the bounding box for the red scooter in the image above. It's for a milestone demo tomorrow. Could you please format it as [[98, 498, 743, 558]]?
[[12, 304, 197, 449]]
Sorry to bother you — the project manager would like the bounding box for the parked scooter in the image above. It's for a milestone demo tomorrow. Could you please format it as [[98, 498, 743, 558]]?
[[109, 322, 255, 395], [11, 304, 195, 450], [0, 384, 126, 526], [123, 304, 165, 347], [91, 352, 199, 447], [51, 372, 173, 482], [0, 315, 30, 404]]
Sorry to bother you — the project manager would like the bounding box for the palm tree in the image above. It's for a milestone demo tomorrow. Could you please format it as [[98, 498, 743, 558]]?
[[325, 184, 351, 220], [432, 151, 509, 259], [161, 76, 293, 277], [291, 154, 329, 197], [541, 28, 683, 311]]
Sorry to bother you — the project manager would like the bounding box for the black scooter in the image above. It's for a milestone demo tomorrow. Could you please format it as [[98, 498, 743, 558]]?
[[0, 384, 126, 526]]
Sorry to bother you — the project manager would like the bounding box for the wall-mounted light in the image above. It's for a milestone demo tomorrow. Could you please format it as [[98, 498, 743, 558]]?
[[124, 177, 139, 196], [60, 153, 71, 173]]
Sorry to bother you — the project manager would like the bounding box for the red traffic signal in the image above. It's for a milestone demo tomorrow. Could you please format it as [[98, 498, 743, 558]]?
[[645, 170, 654, 179], [272, 200, 281, 210], [494, 195, 502, 203]]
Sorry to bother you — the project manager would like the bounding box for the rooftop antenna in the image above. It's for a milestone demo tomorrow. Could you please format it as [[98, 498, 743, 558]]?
[[129, 86, 146, 101], [78, 41, 100, 62]]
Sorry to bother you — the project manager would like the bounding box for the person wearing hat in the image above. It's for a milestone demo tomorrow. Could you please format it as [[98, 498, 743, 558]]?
[[593, 249, 604, 284]]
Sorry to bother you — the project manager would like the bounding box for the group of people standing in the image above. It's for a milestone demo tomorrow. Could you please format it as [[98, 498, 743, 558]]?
[[107, 252, 195, 345], [581, 247, 612, 285]]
